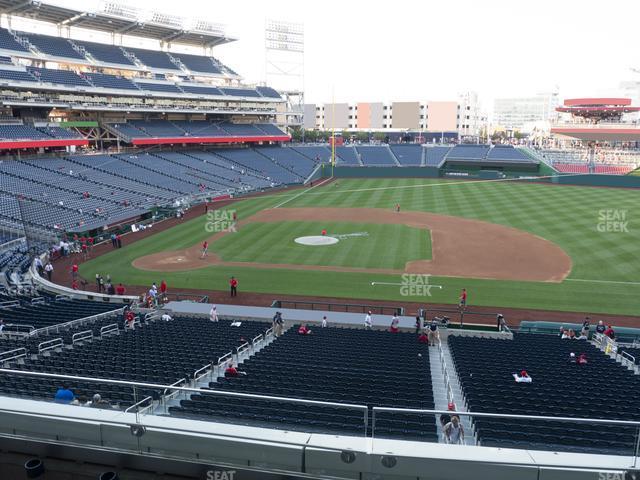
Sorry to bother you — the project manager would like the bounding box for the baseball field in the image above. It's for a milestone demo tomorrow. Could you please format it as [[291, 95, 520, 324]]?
[[80, 177, 640, 316]]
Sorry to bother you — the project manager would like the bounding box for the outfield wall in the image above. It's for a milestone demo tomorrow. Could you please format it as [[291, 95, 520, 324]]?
[[320, 165, 640, 188]]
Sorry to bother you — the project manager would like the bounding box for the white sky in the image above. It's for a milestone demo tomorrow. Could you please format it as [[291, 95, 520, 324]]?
[[42, 0, 640, 107]]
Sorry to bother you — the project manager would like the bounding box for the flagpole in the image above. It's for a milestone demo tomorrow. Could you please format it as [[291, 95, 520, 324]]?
[[331, 86, 335, 178]]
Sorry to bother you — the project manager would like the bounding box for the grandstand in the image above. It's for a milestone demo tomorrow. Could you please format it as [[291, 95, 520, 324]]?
[[0, 2, 638, 480]]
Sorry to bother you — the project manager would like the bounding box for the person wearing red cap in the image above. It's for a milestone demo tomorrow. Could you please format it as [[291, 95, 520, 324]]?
[[418, 331, 429, 344], [321, 229, 327, 236], [201, 241, 209, 259], [513, 370, 532, 383], [439, 402, 456, 436]]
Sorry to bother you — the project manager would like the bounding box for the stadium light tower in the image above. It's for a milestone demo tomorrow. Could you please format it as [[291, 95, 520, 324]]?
[[264, 19, 304, 134]]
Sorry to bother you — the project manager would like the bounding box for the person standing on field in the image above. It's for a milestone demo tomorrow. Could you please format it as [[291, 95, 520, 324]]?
[[229, 276, 238, 297]]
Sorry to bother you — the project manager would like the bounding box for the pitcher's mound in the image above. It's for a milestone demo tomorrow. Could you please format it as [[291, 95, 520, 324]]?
[[294, 235, 339, 246]]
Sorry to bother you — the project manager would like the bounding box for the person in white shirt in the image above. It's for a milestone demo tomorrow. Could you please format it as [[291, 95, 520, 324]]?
[[513, 370, 532, 383], [321, 316, 327, 328], [444, 415, 465, 444], [44, 262, 54, 281], [210, 305, 219, 322], [364, 311, 373, 329], [161, 313, 172, 322]]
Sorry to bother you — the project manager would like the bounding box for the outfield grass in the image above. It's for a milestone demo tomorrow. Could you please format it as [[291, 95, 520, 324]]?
[[211, 221, 431, 268], [80, 178, 640, 316]]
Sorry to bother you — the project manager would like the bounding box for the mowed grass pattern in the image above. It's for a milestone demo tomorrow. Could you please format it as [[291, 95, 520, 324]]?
[[79, 178, 640, 315], [211, 221, 431, 268]]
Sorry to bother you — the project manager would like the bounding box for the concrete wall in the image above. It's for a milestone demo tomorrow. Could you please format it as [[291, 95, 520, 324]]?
[[323, 103, 349, 130], [303, 104, 317, 129], [426, 101, 458, 131], [392, 102, 420, 129]]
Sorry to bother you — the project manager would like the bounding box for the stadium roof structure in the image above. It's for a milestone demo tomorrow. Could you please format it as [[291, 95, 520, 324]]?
[[552, 98, 640, 141], [0, 0, 236, 47], [556, 98, 640, 118]]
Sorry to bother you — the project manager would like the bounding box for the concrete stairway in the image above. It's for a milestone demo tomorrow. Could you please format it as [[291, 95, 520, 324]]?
[[429, 340, 475, 445]]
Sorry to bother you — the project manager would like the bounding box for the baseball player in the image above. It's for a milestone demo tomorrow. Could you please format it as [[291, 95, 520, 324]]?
[[201, 240, 209, 258]]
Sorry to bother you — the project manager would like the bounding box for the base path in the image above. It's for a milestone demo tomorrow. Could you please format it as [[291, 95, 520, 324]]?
[[132, 207, 572, 282]]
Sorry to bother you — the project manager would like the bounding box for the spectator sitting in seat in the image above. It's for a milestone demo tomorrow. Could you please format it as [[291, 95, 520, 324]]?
[[161, 313, 173, 322], [418, 331, 429, 344], [389, 314, 400, 333], [88, 393, 110, 408], [513, 370, 532, 383], [569, 352, 577, 363], [298, 323, 311, 335], [225, 363, 246, 377], [54, 384, 75, 404], [562, 329, 576, 340], [559, 326, 565, 338], [603, 325, 615, 340], [70, 394, 88, 406], [595, 320, 606, 335], [125, 310, 135, 329], [578, 353, 588, 365]]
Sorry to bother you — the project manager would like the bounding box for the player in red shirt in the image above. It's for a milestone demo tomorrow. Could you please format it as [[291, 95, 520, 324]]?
[[115, 283, 126, 295], [229, 276, 238, 297], [70, 264, 79, 279], [201, 241, 209, 258], [459, 288, 467, 309]]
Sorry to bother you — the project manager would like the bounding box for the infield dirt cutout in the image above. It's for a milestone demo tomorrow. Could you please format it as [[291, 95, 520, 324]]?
[[132, 207, 572, 282]]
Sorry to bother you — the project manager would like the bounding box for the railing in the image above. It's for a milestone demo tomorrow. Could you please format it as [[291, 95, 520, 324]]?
[[0, 347, 27, 363], [0, 300, 19, 309], [371, 406, 640, 464], [30, 308, 124, 338], [124, 395, 153, 414], [38, 337, 63, 354], [236, 341, 250, 357], [71, 329, 93, 345], [30, 297, 45, 305], [3, 324, 35, 335], [163, 292, 209, 303], [100, 323, 119, 338], [0, 368, 369, 436], [55, 295, 72, 301], [271, 299, 403, 316], [193, 362, 213, 382]]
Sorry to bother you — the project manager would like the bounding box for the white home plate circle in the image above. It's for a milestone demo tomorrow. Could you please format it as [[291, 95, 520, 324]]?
[[294, 236, 339, 246]]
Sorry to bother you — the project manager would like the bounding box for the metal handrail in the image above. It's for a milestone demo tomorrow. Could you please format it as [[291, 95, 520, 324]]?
[[100, 323, 119, 338], [372, 406, 640, 428], [3, 324, 35, 334], [124, 395, 153, 414], [0, 300, 19, 309], [0, 368, 368, 421], [0, 347, 27, 363], [38, 337, 63, 353], [71, 329, 93, 345], [193, 363, 212, 382], [236, 341, 250, 356], [622, 351, 636, 365], [163, 377, 187, 399], [30, 308, 124, 338]]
